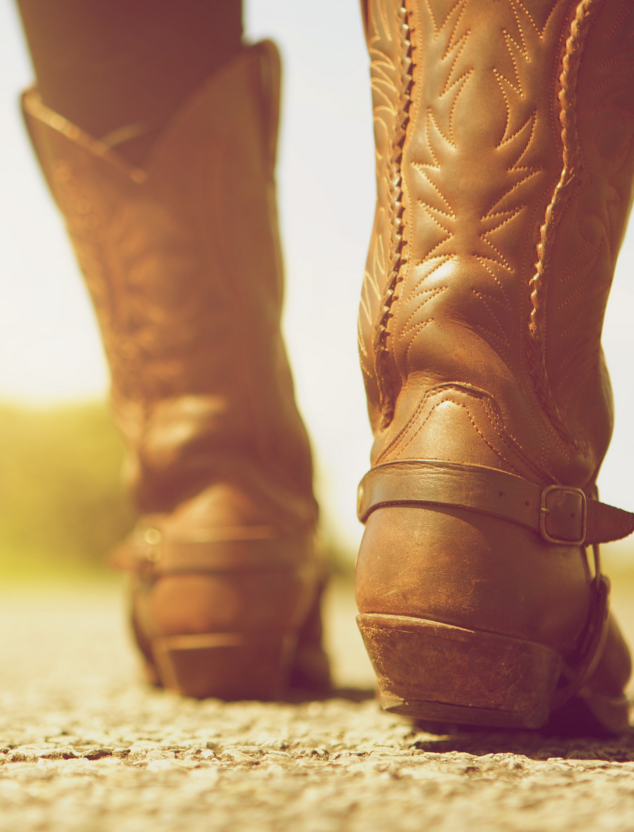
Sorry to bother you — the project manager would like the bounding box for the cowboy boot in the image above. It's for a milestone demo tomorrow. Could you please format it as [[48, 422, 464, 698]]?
[[356, 0, 634, 733], [22, 42, 330, 699]]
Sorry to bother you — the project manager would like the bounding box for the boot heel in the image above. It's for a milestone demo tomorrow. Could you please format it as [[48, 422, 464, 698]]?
[[357, 613, 563, 729], [151, 632, 297, 700]]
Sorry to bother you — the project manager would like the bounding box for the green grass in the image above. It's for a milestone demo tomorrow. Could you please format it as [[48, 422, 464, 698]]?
[[0, 399, 356, 584], [0, 400, 136, 580]]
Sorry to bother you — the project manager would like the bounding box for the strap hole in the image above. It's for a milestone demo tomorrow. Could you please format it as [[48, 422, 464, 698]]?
[[498, 491, 505, 497], [525, 501, 530, 506]]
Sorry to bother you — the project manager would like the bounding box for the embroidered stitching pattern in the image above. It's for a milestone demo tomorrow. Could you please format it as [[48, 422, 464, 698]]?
[[527, 0, 601, 448], [373, 2, 415, 429], [396, 398, 525, 476], [397, 0, 553, 380], [378, 384, 549, 481]]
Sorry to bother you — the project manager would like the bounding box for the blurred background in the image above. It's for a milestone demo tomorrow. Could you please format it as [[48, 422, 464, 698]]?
[[0, 0, 633, 582]]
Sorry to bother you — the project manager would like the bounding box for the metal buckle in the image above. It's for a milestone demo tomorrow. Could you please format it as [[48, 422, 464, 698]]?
[[133, 527, 162, 566], [539, 485, 587, 545], [357, 482, 365, 521]]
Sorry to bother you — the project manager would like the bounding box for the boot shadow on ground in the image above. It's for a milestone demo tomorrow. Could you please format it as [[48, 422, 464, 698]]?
[[273, 690, 634, 761], [408, 725, 634, 762], [403, 691, 634, 761], [148, 675, 634, 760], [281, 687, 376, 705], [262, 684, 634, 762]]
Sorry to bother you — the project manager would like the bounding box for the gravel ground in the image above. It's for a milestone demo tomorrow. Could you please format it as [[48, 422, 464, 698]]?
[[2, 578, 634, 832]]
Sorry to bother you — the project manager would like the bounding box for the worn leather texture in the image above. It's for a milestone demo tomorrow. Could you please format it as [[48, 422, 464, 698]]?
[[22, 44, 326, 682], [357, 0, 634, 704], [357, 460, 634, 545], [22, 42, 316, 529], [360, 0, 634, 478]]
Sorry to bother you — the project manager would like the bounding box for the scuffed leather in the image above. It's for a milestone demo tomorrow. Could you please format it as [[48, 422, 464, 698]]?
[[22, 44, 326, 673], [357, 0, 634, 686], [358, 459, 634, 546], [22, 43, 317, 531], [359, 0, 634, 488]]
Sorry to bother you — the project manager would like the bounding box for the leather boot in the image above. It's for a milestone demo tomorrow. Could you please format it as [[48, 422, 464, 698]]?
[[22, 42, 330, 700], [356, 0, 634, 733]]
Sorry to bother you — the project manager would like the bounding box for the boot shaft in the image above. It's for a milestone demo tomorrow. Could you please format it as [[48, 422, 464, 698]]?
[[23, 43, 317, 523], [360, 0, 634, 484]]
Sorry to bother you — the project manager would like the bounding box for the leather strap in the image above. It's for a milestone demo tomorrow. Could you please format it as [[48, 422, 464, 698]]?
[[550, 573, 611, 712], [357, 460, 634, 546], [110, 524, 311, 576]]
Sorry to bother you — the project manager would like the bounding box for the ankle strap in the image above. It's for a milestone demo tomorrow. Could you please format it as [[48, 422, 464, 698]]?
[[357, 460, 634, 546], [110, 523, 312, 577]]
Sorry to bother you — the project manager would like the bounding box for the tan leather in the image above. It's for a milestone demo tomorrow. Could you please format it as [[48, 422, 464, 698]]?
[[22, 42, 329, 694], [357, 0, 634, 721], [358, 460, 634, 545], [112, 520, 311, 576], [22, 43, 315, 525]]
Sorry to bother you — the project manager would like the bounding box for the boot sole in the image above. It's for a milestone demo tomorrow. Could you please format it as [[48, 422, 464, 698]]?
[[357, 613, 565, 729], [151, 632, 297, 700], [142, 577, 331, 700]]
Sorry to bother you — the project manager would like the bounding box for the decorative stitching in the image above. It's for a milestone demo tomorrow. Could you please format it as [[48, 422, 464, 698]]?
[[513, 0, 541, 39], [376, 383, 549, 483], [373, 2, 415, 429], [410, 253, 452, 283], [418, 202, 454, 233], [478, 395, 551, 483], [404, 319, 434, 365], [527, 0, 601, 449], [392, 0, 555, 396], [607, 1, 630, 37], [497, 109, 537, 152], [475, 256, 512, 307], [401, 286, 447, 331], [412, 164, 454, 214], [385, 388, 546, 480], [472, 290, 512, 348], [441, 34, 470, 97], [397, 398, 525, 476]]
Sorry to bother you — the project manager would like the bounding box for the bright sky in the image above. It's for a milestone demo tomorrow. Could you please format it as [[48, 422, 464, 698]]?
[[0, 0, 633, 551]]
